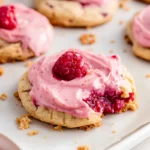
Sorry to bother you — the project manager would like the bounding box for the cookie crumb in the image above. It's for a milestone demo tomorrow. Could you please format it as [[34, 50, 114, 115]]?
[[109, 50, 113, 54], [53, 125, 63, 131], [0, 67, 4, 76], [27, 130, 39, 136], [146, 74, 150, 78], [25, 61, 34, 68], [14, 91, 21, 101], [119, 20, 123, 25], [78, 146, 89, 150], [87, 49, 93, 52], [0, 93, 7, 100], [123, 49, 127, 53], [119, 0, 130, 11], [112, 130, 117, 134], [79, 122, 102, 131], [101, 114, 104, 118], [110, 40, 115, 44], [124, 35, 132, 45], [80, 34, 96, 45], [16, 114, 32, 130]]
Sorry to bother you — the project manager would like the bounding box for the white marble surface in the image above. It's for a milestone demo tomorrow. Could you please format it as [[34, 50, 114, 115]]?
[[132, 137, 150, 150]]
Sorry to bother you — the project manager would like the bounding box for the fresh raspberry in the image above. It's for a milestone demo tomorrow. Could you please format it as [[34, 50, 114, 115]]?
[[83, 90, 134, 114], [52, 51, 89, 81], [0, 5, 17, 30]]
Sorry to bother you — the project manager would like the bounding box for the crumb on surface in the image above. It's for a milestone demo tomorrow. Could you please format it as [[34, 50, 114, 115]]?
[[14, 91, 21, 101], [110, 40, 115, 44], [25, 61, 34, 68], [109, 50, 113, 54], [123, 49, 127, 53], [79, 122, 102, 131], [80, 34, 96, 45], [0, 93, 7, 100], [87, 49, 93, 52], [124, 35, 132, 45], [16, 114, 32, 130], [146, 74, 150, 78], [53, 125, 63, 131], [101, 114, 104, 118], [78, 146, 90, 150], [119, 0, 130, 11], [119, 20, 123, 25], [0, 67, 4, 76], [27, 130, 39, 136], [112, 130, 117, 134]]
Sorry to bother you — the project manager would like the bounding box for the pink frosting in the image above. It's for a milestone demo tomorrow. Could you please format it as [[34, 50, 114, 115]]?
[[132, 6, 150, 47], [75, 0, 106, 5], [0, 4, 53, 56], [28, 49, 132, 118]]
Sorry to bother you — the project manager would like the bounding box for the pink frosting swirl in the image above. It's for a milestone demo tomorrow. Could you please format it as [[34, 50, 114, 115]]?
[[132, 6, 150, 47], [0, 4, 53, 56], [28, 49, 132, 118]]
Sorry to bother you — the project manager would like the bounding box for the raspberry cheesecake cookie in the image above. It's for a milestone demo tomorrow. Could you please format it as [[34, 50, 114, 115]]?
[[0, 4, 53, 63], [18, 49, 137, 128], [127, 6, 150, 61], [34, 0, 118, 27]]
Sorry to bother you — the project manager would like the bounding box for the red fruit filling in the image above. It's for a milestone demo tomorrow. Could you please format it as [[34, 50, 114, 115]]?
[[83, 90, 134, 114], [52, 51, 89, 81], [0, 5, 17, 30]]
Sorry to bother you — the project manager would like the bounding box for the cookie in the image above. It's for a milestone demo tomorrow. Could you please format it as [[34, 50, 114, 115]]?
[[126, 6, 150, 61], [0, 4, 53, 63], [34, 0, 118, 27], [18, 49, 137, 128], [18, 70, 137, 128], [127, 21, 150, 61]]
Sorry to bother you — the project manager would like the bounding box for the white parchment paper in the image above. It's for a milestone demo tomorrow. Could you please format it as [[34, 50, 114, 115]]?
[[0, 1, 149, 150]]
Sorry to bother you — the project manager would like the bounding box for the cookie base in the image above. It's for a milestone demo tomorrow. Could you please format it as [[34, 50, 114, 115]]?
[[0, 39, 35, 63], [127, 20, 150, 61]]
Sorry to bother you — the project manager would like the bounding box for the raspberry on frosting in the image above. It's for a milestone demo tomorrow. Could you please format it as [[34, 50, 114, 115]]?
[[0, 5, 17, 30], [52, 51, 89, 81]]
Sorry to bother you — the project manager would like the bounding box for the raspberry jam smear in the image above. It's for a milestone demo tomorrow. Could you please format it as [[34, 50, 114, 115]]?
[[52, 51, 89, 81], [0, 6, 17, 30], [83, 90, 134, 114]]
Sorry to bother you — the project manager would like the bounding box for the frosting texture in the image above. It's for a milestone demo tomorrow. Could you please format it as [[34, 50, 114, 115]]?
[[132, 6, 150, 47], [28, 49, 132, 118], [0, 4, 53, 56]]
